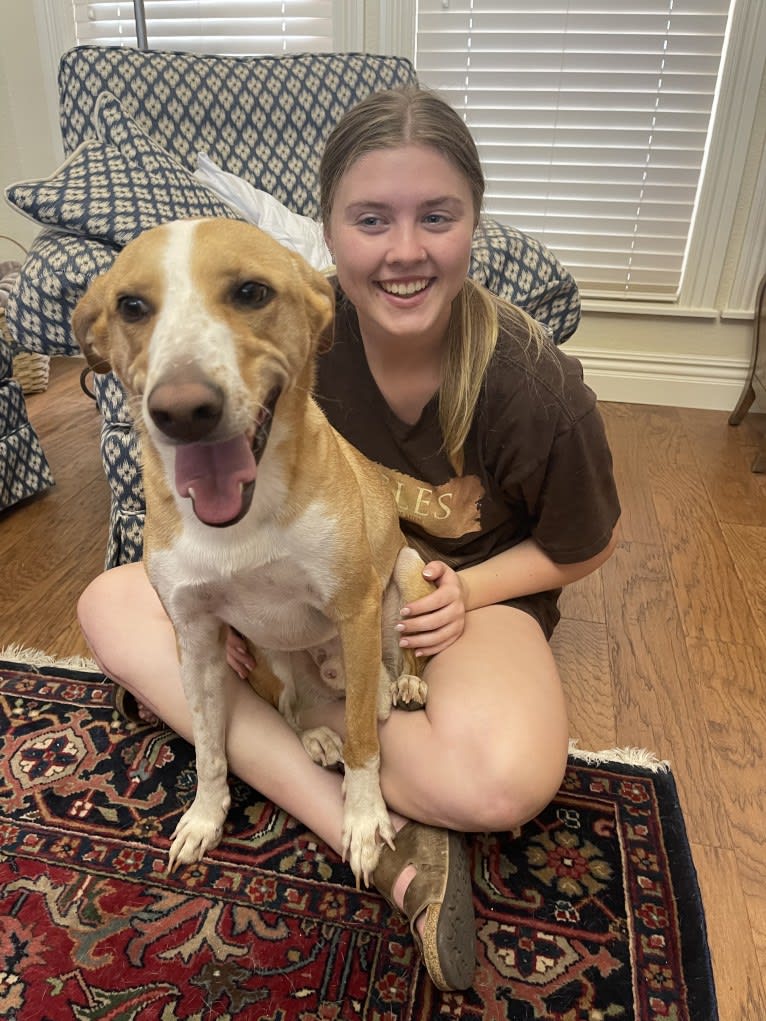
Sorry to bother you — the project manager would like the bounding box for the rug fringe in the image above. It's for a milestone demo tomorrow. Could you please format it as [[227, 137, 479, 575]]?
[[0, 643, 100, 673], [568, 738, 670, 772]]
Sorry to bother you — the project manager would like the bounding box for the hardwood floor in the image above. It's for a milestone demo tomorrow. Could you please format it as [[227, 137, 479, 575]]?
[[2, 355, 765, 1018]]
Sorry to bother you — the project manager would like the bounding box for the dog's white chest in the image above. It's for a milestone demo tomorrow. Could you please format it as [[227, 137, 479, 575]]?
[[229, 555, 335, 648], [152, 501, 343, 651]]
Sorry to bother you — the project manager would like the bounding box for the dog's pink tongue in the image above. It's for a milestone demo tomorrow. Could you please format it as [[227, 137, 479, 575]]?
[[174, 435, 256, 525]]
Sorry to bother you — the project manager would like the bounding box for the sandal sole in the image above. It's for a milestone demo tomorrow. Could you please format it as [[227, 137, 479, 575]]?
[[419, 831, 476, 991]]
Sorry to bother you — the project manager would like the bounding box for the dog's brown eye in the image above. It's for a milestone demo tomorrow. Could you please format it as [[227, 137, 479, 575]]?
[[233, 281, 272, 308], [118, 295, 150, 322]]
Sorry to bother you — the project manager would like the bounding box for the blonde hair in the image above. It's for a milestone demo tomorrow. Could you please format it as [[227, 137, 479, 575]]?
[[320, 87, 549, 474]]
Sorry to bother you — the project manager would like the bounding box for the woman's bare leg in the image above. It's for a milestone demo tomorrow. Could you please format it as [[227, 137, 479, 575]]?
[[301, 604, 570, 833], [79, 564, 568, 838]]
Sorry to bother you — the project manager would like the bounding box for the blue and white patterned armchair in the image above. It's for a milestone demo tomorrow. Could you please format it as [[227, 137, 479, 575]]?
[[4, 45, 580, 567]]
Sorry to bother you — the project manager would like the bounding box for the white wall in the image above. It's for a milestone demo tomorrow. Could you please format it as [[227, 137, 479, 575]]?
[[567, 311, 754, 411], [0, 5, 61, 250], [0, 3, 763, 412]]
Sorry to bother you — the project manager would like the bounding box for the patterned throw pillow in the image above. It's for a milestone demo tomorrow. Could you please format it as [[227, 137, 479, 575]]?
[[5, 93, 240, 249]]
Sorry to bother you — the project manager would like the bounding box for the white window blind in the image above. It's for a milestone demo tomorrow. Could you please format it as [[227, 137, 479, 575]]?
[[72, 1, 336, 56], [415, 0, 732, 300]]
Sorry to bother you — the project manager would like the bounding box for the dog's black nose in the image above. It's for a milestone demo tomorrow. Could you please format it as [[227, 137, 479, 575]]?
[[147, 375, 224, 442]]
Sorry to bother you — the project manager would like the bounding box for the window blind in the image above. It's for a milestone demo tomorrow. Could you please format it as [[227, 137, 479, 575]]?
[[72, 1, 336, 56], [415, 0, 732, 300]]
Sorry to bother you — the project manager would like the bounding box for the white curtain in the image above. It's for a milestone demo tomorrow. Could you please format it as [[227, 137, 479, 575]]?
[[415, 0, 732, 300], [71, 1, 336, 55]]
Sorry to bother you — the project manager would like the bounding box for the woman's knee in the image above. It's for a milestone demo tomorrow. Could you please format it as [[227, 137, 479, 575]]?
[[418, 615, 569, 831], [77, 571, 114, 652], [77, 564, 163, 681], [462, 732, 569, 831]]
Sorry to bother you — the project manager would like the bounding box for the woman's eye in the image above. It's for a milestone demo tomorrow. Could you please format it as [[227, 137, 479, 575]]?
[[358, 216, 382, 228], [233, 281, 273, 308], [117, 295, 150, 322]]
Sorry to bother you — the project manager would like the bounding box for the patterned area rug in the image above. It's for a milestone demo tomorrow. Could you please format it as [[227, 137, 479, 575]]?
[[0, 657, 718, 1021]]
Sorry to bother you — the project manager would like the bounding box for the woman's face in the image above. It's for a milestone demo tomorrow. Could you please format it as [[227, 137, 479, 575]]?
[[324, 144, 476, 351]]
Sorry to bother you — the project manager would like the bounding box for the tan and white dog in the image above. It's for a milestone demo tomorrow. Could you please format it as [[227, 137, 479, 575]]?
[[73, 218, 432, 885]]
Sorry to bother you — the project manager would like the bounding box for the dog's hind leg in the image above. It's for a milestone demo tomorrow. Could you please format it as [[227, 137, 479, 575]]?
[[263, 648, 346, 769]]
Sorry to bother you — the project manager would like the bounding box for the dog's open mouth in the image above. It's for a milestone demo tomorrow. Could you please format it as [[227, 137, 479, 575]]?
[[173, 387, 280, 527]]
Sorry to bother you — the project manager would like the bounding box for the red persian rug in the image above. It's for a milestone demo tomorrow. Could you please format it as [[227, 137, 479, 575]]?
[[0, 656, 718, 1021]]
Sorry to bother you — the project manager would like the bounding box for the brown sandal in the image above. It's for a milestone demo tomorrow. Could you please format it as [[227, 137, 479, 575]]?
[[372, 822, 476, 991]]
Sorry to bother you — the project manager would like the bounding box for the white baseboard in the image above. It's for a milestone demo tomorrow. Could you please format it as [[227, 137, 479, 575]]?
[[566, 345, 757, 412]]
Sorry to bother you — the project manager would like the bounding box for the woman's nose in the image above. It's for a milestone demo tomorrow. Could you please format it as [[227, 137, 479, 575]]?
[[385, 225, 427, 264]]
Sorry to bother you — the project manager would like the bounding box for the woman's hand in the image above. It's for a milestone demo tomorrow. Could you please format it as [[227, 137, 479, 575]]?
[[226, 626, 255, 680], [396, 560, 468, 658]]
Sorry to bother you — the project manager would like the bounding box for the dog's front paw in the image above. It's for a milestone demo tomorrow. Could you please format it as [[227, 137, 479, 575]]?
[[301, 726, 344, 767], [341, 766, 396, 886], [342, 808, 396, 888], [167, 802, 226, 873], [392, 673, 428, 709]]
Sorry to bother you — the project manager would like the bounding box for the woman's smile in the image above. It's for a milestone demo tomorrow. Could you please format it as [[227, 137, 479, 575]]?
[[377, 277, 434, 299]]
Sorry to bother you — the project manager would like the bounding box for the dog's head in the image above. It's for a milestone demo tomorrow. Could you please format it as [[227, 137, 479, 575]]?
[[72, 219, 335, 527]]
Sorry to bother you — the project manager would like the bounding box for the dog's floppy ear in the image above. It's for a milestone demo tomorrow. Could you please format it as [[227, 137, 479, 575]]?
[[290, 253, 335, 354], [72, 273, 114, 374]]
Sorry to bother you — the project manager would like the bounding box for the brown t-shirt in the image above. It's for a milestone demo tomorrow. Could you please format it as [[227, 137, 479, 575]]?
[[315, 294, 620, 638]]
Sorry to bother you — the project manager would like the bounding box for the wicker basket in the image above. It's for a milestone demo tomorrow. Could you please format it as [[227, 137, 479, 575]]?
[[0, 238, 51, 395], [0, 304, 51, 396]]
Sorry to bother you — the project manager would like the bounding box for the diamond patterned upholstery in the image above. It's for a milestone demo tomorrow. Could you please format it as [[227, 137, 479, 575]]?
[[0, 266, 54, 512], [0, 377, 54, 511], [4, 46, 581, 566]]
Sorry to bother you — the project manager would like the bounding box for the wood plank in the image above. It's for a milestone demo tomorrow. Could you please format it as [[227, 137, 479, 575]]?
[[598, 402, 667, 545], [678, 407, 766, 527], [686, 636, 766, 969], [551, 618, 616, 751], [721, 522, 766, 648], [693, 842, 766, 1021], [0, 474, 107, 604], [648, 422, 762, 647], [0, 359, 108, 657], [601, 539, 730, 848], [557, 566, 605, 623]]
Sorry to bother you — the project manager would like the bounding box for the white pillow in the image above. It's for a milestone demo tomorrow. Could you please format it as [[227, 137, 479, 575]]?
[[194, 153, 332, 271]]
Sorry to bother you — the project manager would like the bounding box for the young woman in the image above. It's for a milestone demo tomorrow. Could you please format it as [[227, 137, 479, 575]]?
[[77, 86, 620, 993]]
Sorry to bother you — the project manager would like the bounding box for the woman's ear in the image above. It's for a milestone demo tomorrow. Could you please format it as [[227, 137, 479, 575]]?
[[323, 226, 334, 263]]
